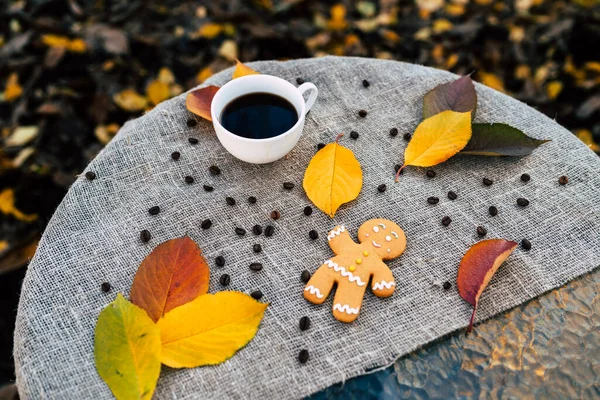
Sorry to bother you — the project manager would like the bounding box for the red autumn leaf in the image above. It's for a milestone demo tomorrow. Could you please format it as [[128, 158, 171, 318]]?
[[130, 236, 210, 322], [186, 85, 220, 121], [457, 239, 518, 333]]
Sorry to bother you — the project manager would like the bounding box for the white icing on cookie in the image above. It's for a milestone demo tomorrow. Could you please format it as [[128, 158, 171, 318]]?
[[372, 240, 381, 248], [373, 280, 396, 291], [372, 226, 379, 233], [391, 231, 399, 239], [304, 285, 324, 298], [366, 233, 370, 237], [333, 303, 360, 315], [387, 249, 391, 252], [327, 225, 346, 241], [324, 260, 366, 286], [385, 235, 391, 242], [378, 223, 386, 229]]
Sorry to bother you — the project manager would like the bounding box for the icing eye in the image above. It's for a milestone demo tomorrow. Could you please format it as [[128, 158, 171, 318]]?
[[366, 233, 370, 237], [385, 235, 391, 242], [378, 223, 386, 229], [387, 249, 391, 252], [391, 231, 399, 239], [373, 226, 379, 233]]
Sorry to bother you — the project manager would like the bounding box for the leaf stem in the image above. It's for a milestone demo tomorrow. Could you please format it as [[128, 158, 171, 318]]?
[[335, 133, 344, 143], [467, 303, 478, 334], [394, 165, 405, 182]]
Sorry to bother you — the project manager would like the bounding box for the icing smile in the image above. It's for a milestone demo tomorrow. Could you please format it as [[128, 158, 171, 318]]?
[[372, 240, 382, 248]]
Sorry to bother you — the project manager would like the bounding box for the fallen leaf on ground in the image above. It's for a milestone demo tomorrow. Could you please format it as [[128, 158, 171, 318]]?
[[130, 236, 210, 322], [41, 34, 87, 53], [327, 4, 348, 31], [113, 89, 148, 112], [95, 294, 161, 400], [575, 129, 600, 152], [157, 291, 267, 368], [5, 126, 38, 147], [3, 73, 23, 102], [218, 40, 237, 62], [232, 59, 260, 79], [186, 85, 220, 121], [423, 75, 477, 119], [0, 188, 37, 222], [457, 239, 518, 333], [197, 23, 224, 39], [146, 80, 170, 106], [303, 134, 363, 218], [461, 123, 550, 156]]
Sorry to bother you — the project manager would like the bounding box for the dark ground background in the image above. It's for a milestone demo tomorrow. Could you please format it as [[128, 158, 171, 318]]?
[[1, 0, 599, 395]]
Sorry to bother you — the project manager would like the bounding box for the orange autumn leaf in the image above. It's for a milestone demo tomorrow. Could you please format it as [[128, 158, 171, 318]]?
[[130, 236, 210, 322], [457, 239, 518, 333], [232, 59, 259, 79], [186, 85, 220, 121], [3, 73, 23, 102]]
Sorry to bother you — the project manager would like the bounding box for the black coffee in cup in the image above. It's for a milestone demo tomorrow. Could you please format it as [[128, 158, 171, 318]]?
[[220, 92, 298, 139]]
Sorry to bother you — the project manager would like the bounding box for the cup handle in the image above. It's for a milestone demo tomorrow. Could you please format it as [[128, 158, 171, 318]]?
[[297, 82, 318, 115]]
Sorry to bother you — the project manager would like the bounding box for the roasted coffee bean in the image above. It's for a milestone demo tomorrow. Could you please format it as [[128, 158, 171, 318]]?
[[140, 229, 151, 242], [362, 79, 370, 88], [441, 216, 452, 226], [298, 349, 309, 364], [171, 151, 180, 160], [427, 196, 439, 205], [209, 165, 221, 175], [390, 128, 398, 137], [249, 262, 263, 271], [447, 191, 457, 200], [489, 206, 498, 216], [188, 137, 198, 144], [85, 171, 96, 180], [184, 176, 194, 184], [251, 290, 263, 300], [476, 226, 487, 237], [235, 227, 246, 236], [148, 206, 160, 215], [296, 77, 305, 84], [283, 182, 295, 190], [394, 164, 402, 172], [203, 185, 214, 192], [101, 282, 111, 292], [252, 225, 263, 235], [426, 170, 436, 178], [309, 230, 319, 240], [521, 239, 532, 250], [201, 219, 212, 229], [248, 196, 257, 204], [253, 244, 262, 253], [358, 109, 367, 118], [303, 206, 313, 216], [317, 143, 326, 150], [271, 210, 281, 220], [517, 198, 529, 207], [299, 316, 311, 331], [483, 178, 493, 186], [377, 184, 387, 193], [350, 130, 359, 139], [226, 196, 236, 206], [301, 270, 311, 283], [215, 256, 225, 267], [219, 274, 231, 286], [403, 133, 411, 141], [520, 173, 530, 182], [559, 175, 568, 185], [443, 281, 451, 290], [265, 225, 275, 236], [187, 119, 197, 127]]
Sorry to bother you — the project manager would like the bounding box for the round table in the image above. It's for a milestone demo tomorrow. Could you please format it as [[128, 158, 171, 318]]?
[[14, 57, 600, 399]]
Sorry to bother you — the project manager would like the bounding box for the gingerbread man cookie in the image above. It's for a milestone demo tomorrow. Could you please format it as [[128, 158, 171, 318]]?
[[303, 219, 406, 323]]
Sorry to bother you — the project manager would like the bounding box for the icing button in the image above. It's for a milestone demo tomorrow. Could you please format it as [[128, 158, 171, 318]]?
[[363, 251, 369, 257], [349, 265, 356, 272], [356, 258, 362, 264]]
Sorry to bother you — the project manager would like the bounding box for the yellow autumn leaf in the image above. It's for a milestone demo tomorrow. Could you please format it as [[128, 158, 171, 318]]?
[[397, 111, 471, 178], [113, 89, 148, 112], [0, 188, 37, 222], [3, 73, 23, 102], [157, 292, 267, 368], [327, 4, 348, 31], [196, 66, 213, 83], [41, 34, 86, 53], [94, 294, 161, 400], [198, 23, 223, 39], [146, 80, 170, 106], [232, 59, 260, 79], [546, 81, 563, 100], [479, 71, 505, 92], [303, 136, 363, 218]]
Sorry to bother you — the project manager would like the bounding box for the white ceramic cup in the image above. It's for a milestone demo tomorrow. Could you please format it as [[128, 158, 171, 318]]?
[[210, 75, 318, 164]]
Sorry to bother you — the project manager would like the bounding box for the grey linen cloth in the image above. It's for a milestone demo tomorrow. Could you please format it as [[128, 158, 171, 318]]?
[[14, 57, 600, 399]]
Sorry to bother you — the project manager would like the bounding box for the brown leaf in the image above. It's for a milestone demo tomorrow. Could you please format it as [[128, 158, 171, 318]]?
[[186, 85, 220, 121], [423, 75, 477, 119]]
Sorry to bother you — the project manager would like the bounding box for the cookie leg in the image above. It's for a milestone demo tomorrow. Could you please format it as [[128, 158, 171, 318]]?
[[332, 281, 367, 323], [304, 264, 336, 305]]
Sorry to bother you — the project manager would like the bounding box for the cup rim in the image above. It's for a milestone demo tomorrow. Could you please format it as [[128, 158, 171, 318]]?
[[210, 74, 305, 143]]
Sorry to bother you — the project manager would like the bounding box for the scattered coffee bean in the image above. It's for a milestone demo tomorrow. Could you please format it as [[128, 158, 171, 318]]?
[[203, 185, 214, 192], [85, 171, 96, 180], [299, 316, 311, 331], [265, 225, 275, 237], [298, 349, 309, 364], [184, 176, 194, 184], [171, 151, 180, 160], [447, 191, 457, 200], [188, 137, 199, 144], [426, 170, 436, 178], [362, 79, 370, 88], [521, 238, 532, 250], [517, 197, 529, 207], [476, 226, 487, 237], [209, 165, 221, 175], [140, 229, 151, 243], [248, 196, 257, 204], [226, 196, 236, 206], [252, 225, 263, 235], [358, 109, 367, 118], [350, 130, 359, 140], [309, 230, 319, 240], [520, 173, 530, 182], [301, 270, 311, 283], [101, 282, 111, 292], [283, 182, 295, 190], [559, 175, 568, 185], [394, 164, 402, 173], [489, 206, 498, 216], [215, 256, 225, 267], [390, 127, 398, 137], [377, 184, 387, 193], [483, 178, 493, 186], [187, 119, 197, 127], [296, 77, 305, 84], [303, 206, 313, 216], [441, 216, 452, 226], [317, 143, 326, 150], [148, 206, 160, 215], [253, 244, 262, 253], [235, 227, 246, 236], [249, 262, 263, 271], [443, 281, 451, 290], [427, 196, 439, 205], [219, 274, 230, 286], [251, 290, 263, 300], [201, 219, 212, 229], [403, 132, 411, 141], [271, 210, 281, 220]]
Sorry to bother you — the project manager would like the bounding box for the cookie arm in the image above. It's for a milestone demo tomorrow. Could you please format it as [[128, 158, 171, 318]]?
[[327, 225, 358, 255], [371, 261, 396, 298], [304, 265, 336, 305]]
